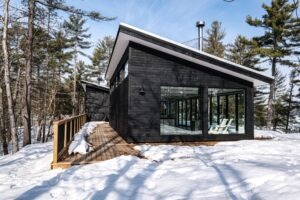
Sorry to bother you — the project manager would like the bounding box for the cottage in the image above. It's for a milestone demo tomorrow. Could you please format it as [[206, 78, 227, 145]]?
[[105, 23, 273, 143]]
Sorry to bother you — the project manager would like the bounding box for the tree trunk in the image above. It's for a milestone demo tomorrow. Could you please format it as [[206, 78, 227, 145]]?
[[42, 7, 52, 143], [36, 56, 42, 142], [0, 85, 9, 155], [72, 45, 78, 116], [267, 58, 276, 130], [23, 0, 35, 146], [2, 0, 19, 153], [285, 71, 295, 133]]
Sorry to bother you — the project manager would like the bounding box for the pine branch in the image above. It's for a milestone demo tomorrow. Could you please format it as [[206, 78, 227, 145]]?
[[36, 0, 116, 21]]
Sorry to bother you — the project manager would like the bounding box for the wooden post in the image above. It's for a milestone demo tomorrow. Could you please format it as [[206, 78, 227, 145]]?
[[70, 120, 73, 140], [76, 118, 80, 133], [52, 122, 59, 164], [64, 123, 67, 147]]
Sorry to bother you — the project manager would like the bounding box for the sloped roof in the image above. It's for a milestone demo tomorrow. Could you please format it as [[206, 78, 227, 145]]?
[[106, 23, 273, 86], [81, 80, 109, 92]]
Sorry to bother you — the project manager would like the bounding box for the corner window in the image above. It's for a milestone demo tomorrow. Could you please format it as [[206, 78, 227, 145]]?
[[124, 61, 128, 78], [160, 86, 202, 135], [208, 88, 245, 134]]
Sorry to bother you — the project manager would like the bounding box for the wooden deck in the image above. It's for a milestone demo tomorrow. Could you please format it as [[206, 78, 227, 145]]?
[[53, 122, 139, 169]]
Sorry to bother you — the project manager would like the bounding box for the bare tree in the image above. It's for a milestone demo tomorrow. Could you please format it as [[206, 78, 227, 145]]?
[[0, 78, 9, 155], [22, 0, 35, 146], [2, 0, 19, 153]]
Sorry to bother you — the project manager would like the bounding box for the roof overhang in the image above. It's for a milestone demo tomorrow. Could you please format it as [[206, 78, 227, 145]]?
[[106, 23, 274, 86], [81, 80, 109, 93]]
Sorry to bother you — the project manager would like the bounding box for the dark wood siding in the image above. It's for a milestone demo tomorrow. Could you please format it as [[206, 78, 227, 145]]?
[[85, 86, 109, 121], [109, 78, 129, 137], [119, 26, 273, 84], [125, 42, 254, 142]]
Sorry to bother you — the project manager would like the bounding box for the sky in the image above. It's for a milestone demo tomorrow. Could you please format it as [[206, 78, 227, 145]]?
[[62, 0, 275, 69], [11, 0, 292, 76]]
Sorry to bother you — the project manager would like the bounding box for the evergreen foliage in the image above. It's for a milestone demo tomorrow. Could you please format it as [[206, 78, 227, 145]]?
[[246, 0, 299, 130], [204, 21, 226, 58]]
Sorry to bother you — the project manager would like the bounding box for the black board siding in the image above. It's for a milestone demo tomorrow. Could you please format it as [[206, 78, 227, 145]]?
[[85, 85, 109, 121], [119, 26, 273, 84], [123, 42, 254, 142]]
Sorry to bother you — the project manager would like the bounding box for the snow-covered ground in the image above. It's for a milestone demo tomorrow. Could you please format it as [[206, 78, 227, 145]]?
[[0, 130, 300, 200]]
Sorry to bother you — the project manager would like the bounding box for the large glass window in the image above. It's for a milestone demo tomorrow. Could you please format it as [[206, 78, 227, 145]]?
[[208, 88, 245, 134], [160, 86, 202, 135]]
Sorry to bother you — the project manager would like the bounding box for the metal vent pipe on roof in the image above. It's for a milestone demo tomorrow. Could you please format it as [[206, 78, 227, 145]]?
[[196, 21, 205, 51]]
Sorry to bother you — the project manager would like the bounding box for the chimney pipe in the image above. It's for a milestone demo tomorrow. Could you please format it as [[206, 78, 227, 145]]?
[[196, 21, 205, 51]]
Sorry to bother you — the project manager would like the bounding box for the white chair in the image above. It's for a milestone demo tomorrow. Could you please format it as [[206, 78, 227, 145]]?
[[222, 118, 233, 134], [209, 119, 228, 134]]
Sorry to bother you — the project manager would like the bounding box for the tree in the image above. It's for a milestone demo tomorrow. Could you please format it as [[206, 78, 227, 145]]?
[[87, 36, 114, 84], [227, 35, 266, 71], [282, 68, 298, 132], [63, 14, 91, 115], [246, 0, 298, 130], [2, 0, 19, 153], [0, 50, 9, 154], [22, 0, 35, 146], [272, 68, 286, 130], [227, 35, 269, 127], [204, 21, 226, 58]]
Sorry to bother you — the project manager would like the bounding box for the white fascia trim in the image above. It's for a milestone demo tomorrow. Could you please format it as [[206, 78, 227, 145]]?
[[119, 23, 274, 80], [106, 23, 273, 86]]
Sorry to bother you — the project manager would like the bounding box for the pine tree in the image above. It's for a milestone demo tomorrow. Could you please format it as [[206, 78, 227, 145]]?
[[227, 35, 266, 71], [49, 30, 72, 83], [204, 21, 226, 58], [87, 36, 114, 85], [272, 68, 286, 130], [282, 68, 298, 132], [227, 35, 269, 128], [63, 14, 91, 115], [246, 0, 298, 130]]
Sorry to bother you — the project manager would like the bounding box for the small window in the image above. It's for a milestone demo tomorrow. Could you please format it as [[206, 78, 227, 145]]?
[[124, 61, 128, 78], [115, 75, 119, 86], [119, 69, 124, 82]]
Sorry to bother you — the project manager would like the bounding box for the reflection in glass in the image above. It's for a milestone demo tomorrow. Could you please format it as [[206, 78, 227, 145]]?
[[160, 87, 202, 135], [208, 88, 245, 134]]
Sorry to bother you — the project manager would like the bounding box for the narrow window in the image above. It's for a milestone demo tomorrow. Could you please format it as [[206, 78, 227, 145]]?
[[124, 61, 128, 78]]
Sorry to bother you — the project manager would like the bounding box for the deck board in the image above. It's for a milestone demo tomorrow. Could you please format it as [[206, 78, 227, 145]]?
[[56, 122, 140, 168]]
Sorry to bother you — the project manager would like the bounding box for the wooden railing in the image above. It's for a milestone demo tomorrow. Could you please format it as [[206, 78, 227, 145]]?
[[51, 114, 87, 169]]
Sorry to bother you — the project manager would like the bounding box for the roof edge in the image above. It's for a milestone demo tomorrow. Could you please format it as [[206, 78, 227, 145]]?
[[119, 23, 274, 81]]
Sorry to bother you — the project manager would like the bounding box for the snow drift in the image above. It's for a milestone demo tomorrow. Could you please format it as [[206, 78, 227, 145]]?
[[68, 121, 104, 155]]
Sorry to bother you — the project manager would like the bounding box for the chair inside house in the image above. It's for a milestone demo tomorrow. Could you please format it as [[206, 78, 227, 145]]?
[[209, 118, 234, 134], [208, 88, 246, 134]]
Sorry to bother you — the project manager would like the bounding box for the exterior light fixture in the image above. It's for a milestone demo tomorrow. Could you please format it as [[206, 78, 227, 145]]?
[[139, 86, 145, 95]]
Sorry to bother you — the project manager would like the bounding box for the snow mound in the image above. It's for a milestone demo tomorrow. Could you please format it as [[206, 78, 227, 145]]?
[[68, 121, 104, 155], [254, 129, 277, 139]]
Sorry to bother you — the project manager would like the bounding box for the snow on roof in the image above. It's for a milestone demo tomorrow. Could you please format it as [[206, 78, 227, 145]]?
[[106, 23, 274, 86]]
